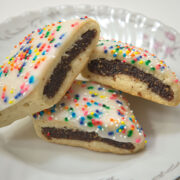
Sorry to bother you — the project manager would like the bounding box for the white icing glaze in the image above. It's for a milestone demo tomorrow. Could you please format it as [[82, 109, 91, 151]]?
[[33, 81, 145, 144], [90, 40, 179, 85], [0, 17, 90, 111]]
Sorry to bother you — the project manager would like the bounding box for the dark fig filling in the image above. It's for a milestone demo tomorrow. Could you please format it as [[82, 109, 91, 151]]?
[[88, 58, 174, 101], [43, 29, 97, 98], [42, 127, 135, 150]]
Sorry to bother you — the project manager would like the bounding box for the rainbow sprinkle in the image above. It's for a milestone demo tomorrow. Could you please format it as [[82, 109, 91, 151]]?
[[33, 81, 145, 144], [95, 40, 179, 84], [0, 17, 89, 111]]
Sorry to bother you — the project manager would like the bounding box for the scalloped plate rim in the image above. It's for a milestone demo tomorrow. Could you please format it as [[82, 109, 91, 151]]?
[[0, 4, 179, 36]]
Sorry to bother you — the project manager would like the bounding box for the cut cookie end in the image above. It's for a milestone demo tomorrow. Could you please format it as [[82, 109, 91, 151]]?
[[33, 124, 145, 154], [81, 64, 180, 107]]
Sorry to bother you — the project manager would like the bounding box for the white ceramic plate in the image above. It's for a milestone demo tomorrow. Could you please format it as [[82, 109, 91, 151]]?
[[0, 5, 180, 180]]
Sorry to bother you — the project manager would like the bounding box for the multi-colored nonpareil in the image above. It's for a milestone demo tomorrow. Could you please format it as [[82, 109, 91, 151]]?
[[82, 40, 180, 106], [33, 81, 146, 154], [0, 17, 100, 127]]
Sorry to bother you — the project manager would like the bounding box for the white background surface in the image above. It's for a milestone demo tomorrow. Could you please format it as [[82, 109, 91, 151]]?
[[0, 0, 180, 32]]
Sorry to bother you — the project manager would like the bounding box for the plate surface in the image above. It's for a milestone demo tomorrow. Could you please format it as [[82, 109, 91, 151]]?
[[0, 5, 180, 180]]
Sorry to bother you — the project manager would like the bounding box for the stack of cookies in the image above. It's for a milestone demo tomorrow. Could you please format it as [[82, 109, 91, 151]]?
[[0, 17, 179, 154]]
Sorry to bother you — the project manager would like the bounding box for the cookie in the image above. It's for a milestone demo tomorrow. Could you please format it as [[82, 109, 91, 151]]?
[[0, 17, 100, 127], [82, 40, 180, 106], [33, 80, 145, 154]]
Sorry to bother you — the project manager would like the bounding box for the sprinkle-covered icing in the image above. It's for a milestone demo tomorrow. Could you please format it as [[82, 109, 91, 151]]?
[[33, 81, 146, 144], [0, 17, 89, 111], [92, 40, 179, 84]]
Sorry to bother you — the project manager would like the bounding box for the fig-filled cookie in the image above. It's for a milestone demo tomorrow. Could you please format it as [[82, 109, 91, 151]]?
[[0, 17, 100, 127], [33, 81, 145, 154], [82, 40, 180, 106]]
